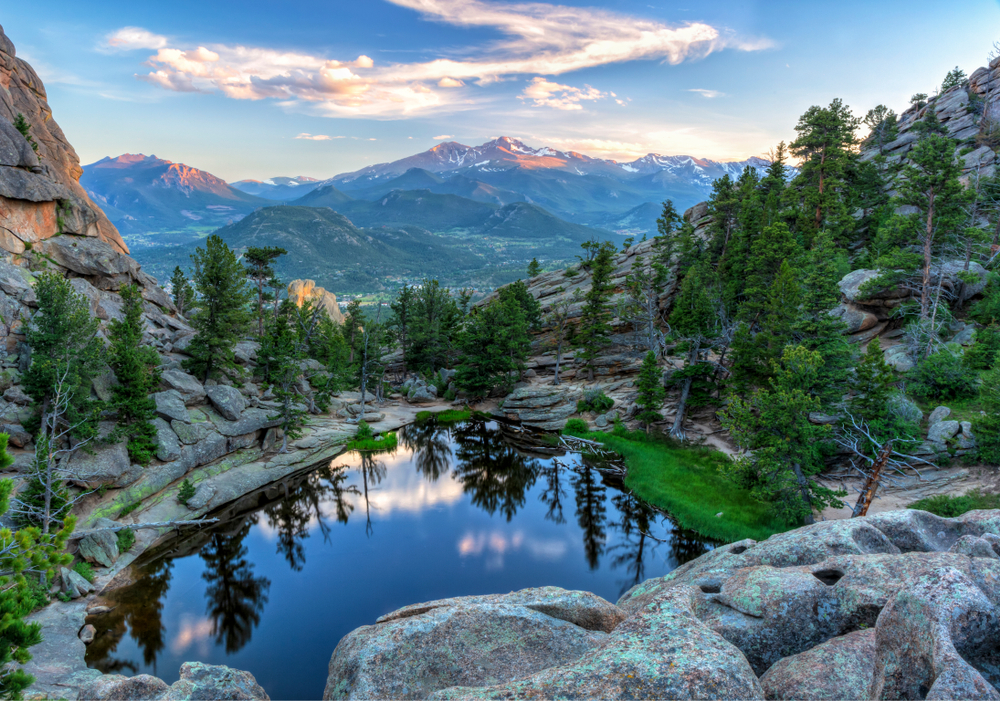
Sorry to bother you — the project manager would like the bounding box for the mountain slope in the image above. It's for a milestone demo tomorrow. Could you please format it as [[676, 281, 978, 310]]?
[[81, 154, 273, 245]]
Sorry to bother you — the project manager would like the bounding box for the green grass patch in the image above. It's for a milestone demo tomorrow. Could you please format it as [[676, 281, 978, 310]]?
[[347, 431, 398, 453], [908, 488, 1000, 517], [116, 528, 135, 553], [915, 396, 985, 425], [73, 561, 95, 583], [565, 426, 788, 543], [117, 500, 142, 519], [415, 409, 488, 424]]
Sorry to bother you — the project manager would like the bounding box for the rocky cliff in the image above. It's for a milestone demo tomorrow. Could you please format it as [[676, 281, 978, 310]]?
[[0, 24, 127, 254], [325, 508, 1000, 700]]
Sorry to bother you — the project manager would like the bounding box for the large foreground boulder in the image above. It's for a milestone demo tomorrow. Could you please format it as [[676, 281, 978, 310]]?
[[325, 510, 1000, 700]]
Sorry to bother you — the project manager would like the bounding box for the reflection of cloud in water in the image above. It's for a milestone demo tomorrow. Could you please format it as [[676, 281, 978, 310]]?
[[170, 615, 214, 656], [458, 530, 568, 569], [256, 452, 464, 540]]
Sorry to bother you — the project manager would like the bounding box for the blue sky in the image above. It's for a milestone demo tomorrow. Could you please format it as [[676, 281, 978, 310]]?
[[5, 0, 999, 181]]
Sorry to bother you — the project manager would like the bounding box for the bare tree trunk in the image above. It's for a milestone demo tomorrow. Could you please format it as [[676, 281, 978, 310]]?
[[921, 190, 936, 319], [925, 267, 947, 358], [791, 462, 815, 525], [852, 440, 893, 518], [669, 339, 700, 440]]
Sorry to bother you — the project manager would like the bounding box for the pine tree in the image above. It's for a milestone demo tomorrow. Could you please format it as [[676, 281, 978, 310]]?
[[527, 258, 542, 277], [406, 280, 461, 371], [244, 246, 287, 337], [739, 222, 801, 320], [895, 133, 967, 320], [390, 285, 416, 365], [863, 105, 899, 155], [498, 280, 542, 330], [787, 98, 861, 243], [23, 273, 102, 438], [941, 66, 967, 92], [169, 266, 195, 317], [455, 295, 531, 398], [850, 341, 895, 425], [577, 241, 617, 381], [107, 284, 162, 464], [667, 264, 716, 438], [183, 235, 253, 382], [635, 351, 666, 434], [256, 303, 307, 451], [720, 345, 846, 525], [974, 362, 1000, 465], [13, 113, 38, 153]]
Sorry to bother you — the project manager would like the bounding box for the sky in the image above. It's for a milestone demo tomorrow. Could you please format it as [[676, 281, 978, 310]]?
[[4, 0, 1000, 181]]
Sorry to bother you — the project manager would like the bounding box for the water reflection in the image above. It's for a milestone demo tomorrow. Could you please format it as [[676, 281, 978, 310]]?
[[85, 418, 715, 700]]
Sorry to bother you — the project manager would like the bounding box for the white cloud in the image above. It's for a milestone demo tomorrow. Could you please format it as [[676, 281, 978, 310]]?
[[519, 77, 605, 110], [689, 88, 723, 98], [294, 133, 335, 140], [111, 2, 769, 117], [103, 27, 168, 51], [433, 134, 454, 139]]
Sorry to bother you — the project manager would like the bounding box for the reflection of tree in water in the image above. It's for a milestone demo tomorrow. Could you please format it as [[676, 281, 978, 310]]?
[[85, 557, 174, 675], [572, 467, 607, 570], [262, 466, 359, 571], [400, 421, 453, 481], [358, 453, 387, 536], [608, 492, 656, 596], [537, 461, 567, 524], [451, 420, 539, 521], [200, 519, 271, 654]]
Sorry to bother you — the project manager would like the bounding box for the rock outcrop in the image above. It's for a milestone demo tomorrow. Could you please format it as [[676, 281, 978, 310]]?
[[288, 279, 345, 324], [325, 509, 1000, 700], [0, 24, 127, 254], [80, 662, 269, 700]]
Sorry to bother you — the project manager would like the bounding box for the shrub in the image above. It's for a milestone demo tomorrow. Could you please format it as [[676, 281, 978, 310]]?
[[576, 389, 614, 413], [73, 561, 95, 583], [355, 420, 374, 442], [117, 499, 142, 518], [563, 418, 589, 434], [962, 325, 1000, 371], [116, 528, 135, 553], [906, 350, 976, 401], [444, 388, 456, 401], [177, 479, 196, 506]]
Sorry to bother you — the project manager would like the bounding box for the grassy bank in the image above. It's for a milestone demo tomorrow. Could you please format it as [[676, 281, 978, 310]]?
[[566, 426, 788, 543], [416, 409, 489, 424], [909, 488, 1000, 517], [346, 431, 398, 453]]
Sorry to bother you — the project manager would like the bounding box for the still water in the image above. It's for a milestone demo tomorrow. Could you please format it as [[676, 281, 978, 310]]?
[[85, 419, 713, 699]]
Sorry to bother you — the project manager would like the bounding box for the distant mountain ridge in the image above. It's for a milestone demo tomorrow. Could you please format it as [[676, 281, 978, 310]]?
[[81, 154, 270, 245], [330, 136, 769, 187], [230, 176, 322, 200]]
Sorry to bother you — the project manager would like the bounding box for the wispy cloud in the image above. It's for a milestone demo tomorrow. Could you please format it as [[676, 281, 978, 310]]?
[[433, 134, 454, 139], [689, 88, 724, 98], [519, 77, 605, 110], [294, 133, 338, 140], [106, 0, 770, 117]]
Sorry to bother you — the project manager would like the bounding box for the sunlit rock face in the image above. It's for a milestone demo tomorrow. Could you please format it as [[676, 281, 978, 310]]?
[[288, 279, 346, 324], [326, 508, 1000, 701]]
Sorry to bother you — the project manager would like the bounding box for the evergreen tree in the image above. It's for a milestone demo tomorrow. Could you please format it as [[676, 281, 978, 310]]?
[[635, 351, 666, 434], [974, 362, 1000, 465], [577, 241, 617, 381], [256, 302, 307, 452], [23, 273, 102, 438], [667, 264, 716, 438], [244, 246, 287, 337], [652, 199, 681, 275], [705, 175, 740, 262], [527, 258, 542, 277], [895, 133, 967, 320], [863, 105, 899, 155], [720, 345, 846, 525], [787, 98, 861, 242], [12, 113, 38, 153], [390, 285, 416, 365], [407, 280, 461, 371], [739, 223, 801, 320], [169, 266, 195, 317], [183, 235, 253, 382], [107, 284, 162, 465], [455, 295, 531, 397], [342, 299, 364, 365], [498, 279, 542, 330], [849, 341, 895, 425], [941, 66, 967, 92]]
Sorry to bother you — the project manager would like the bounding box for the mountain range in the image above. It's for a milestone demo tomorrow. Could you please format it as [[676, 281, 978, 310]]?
[[81, 137, 769, 292]]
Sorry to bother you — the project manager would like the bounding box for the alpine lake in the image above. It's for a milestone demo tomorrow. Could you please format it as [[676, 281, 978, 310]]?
[[84, 417, 715, 699]]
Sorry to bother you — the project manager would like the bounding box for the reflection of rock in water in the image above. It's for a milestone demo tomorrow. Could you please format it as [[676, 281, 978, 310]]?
[[200, 519, 271, 654]]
